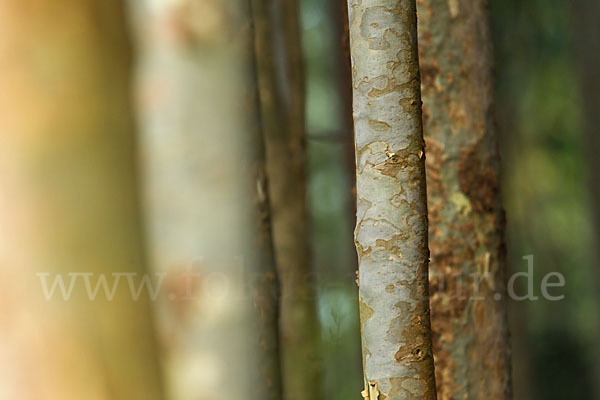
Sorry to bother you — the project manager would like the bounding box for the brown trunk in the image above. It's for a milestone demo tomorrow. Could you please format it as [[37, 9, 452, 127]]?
[[252, 0, 321, 398], [416, 0, 513, 398]]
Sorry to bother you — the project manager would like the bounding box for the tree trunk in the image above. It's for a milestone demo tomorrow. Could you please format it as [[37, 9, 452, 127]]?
[[347, 1, 437, 398], [416, 0, 513, 398], [0, 1, 164, 399], [251, 0, 322, 399], [131, 0, 282, 399]]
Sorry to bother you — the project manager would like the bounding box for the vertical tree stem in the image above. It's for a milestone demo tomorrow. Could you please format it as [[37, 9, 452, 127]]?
[[0, 0, 164, 398], [347, 0, 437, 398], [252, 0, 322, 398], [416, 0, 513, 398]]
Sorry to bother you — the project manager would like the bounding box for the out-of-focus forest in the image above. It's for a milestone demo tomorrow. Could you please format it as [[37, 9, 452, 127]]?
[[0, 0, 598, 399], [301, 0, 599, 399], [492, 0, 598, 398]]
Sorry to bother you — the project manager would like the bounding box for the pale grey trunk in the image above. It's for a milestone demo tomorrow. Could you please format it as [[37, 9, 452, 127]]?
[[131, 0, 281, 399], [347, 0, 437, 398]]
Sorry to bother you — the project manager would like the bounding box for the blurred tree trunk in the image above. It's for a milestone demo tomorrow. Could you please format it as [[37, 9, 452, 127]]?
[[335, 1, 365, 396], [335, 0, 357, 188], [251, 0, 322, 399], [0, 1, 164, 399], [416, 0, 513, 398], [570, 0, 600, 396], [131, 0, 282, 399], [348, 1, 437, 398]]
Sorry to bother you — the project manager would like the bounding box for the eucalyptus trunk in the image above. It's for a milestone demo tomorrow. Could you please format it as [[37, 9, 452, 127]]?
[[132, 0, 282, 399], [252, 0, 322, 399], [347, 1, 437, 398], [0, 0, 163, 399], [415, 1, 513, 398]]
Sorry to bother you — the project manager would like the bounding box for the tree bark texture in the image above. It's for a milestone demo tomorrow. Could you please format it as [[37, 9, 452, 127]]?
[[416, 0, 513, 398], [347, 1, 437, 398], [132, 0, 282, 399], [0, 1, 164, 399], [252, 0, 322, 399]]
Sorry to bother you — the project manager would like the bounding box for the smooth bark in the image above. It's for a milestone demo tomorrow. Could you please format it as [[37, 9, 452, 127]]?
[[347, 1, 437, 398], [252, 0, 322, 399], [0, 1, 164, 399], [132, 0, 282, 399]]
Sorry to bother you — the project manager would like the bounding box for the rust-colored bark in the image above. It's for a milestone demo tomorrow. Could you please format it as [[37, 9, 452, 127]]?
[[416, 0, 513, 398]]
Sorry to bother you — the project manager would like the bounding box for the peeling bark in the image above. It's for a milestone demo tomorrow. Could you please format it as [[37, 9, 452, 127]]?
[[416, 0, 512, 398], [0, 1, 164, 399], [132, 0, 281, 399], [347, 1, 437, 398], [251, 0, 322, 399]]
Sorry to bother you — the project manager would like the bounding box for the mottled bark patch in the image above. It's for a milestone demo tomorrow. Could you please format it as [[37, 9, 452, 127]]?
[[350, 1, 436, 398], [360, 6, 402, 50], [420, 61, 440, 90], [375, 236, 404, 259], [458, 144, 499, 212], [369, 119, 392, 131], [361, 299, 376, 322], [423, 137, 444, 195]]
